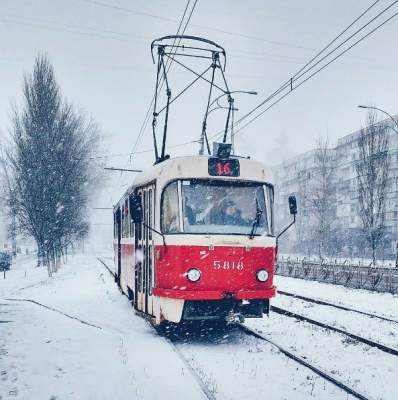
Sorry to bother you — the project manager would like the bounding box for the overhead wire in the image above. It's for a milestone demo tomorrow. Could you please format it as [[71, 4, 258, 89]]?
[[231, 7, 398, 138], [0, 16, 148, 44], [129, 0, 199, 160], [123, 1, 398, 161], [208, 0, 398, 142], [129, 0, 192, 160], [74, 0, 398, 160], [76, 0, 320, 52], [112, 0, 199, 195], [208, 1, 391, 140], [292, 0, 382, 81], [110, 1, 195, 195]]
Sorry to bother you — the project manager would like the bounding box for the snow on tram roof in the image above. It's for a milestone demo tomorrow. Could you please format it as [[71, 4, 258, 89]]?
[[117, 155, 273, 205]]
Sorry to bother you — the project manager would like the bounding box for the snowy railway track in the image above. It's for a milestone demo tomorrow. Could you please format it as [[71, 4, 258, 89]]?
[[97, 257, 117, 278], [98, 257, 378, 399], [97, 257, 216, 400], [165, 338, 218, 400], [4, 298, 103, 330], [271, 305, 398, 357], [278, 290, 398, 324], [238, 324, 371, 400]]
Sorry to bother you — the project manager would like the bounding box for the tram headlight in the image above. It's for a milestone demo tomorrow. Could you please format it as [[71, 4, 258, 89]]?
[[187, 268, 201, 282], [256, 269, 269, 282]]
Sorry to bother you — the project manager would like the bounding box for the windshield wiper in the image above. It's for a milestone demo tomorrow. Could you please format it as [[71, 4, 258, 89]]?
[[249, 198, 263, 239]]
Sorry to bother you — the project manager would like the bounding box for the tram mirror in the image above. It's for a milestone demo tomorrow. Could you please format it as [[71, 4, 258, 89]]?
[[130, 194, 143, 223], [288, 195, 297, 215]]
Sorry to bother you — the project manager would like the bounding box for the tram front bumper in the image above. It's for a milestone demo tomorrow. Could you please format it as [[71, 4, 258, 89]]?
[[153, 286, 276, 300]]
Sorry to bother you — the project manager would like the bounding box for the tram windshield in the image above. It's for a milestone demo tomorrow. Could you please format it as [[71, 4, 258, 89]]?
[[161, 180, 274, 235]]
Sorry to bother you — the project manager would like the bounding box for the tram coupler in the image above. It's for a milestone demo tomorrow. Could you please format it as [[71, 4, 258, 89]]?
[[226, 310, 245, 325]]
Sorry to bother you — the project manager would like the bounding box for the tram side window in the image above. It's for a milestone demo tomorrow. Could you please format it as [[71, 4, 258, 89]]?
[[129, 199, 134, 238], [124, 199, 129, 237], [149, 188, 153, 240], [121, 206, 124, 238], [123, 205, 126, 238], [121, 200, 129, 238], [161, 182, 180, 233], [113, 212, 117, 239]]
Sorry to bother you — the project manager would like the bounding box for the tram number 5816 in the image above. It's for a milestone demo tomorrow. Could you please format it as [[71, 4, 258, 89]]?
[[213, 260, 244, 270]]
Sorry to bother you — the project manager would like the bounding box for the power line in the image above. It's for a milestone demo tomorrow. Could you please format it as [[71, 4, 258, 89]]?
[[90, 138, 200, 160], [292, 0, 381, 81], [130, 1, 199, 160], [209, 0, 398, 142], [111, 0, 199, 200], [2, 12, 388, 68], [232, 7, 398, 139], [106, 0, 193, 205], [0, 16, 144, 43], [130, 1, 192, 159], [2, 16, 391, 75], [76, 0, 321, 52], [78, 0, 176, 23], [220, 0, 397, 138]]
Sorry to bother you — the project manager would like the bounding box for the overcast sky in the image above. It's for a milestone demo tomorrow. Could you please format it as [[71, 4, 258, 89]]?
[[1, 0, 398, 216]]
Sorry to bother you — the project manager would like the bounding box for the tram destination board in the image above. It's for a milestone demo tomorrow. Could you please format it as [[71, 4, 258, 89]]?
[[208, 158, 240, 177]]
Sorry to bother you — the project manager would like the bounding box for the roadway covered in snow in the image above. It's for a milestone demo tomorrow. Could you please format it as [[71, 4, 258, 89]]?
[[1, 254, 397, 399], [0, 254, 206, 400]]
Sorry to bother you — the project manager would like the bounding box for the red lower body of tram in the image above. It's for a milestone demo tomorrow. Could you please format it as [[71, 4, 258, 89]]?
[[116, 240, 276, 325]]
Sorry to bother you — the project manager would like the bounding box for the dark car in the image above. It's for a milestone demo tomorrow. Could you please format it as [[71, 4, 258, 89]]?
[[0, 252, 11, 271]]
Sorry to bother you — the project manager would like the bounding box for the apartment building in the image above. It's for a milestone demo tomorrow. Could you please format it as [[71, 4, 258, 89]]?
[[273, 116, 398, 258]]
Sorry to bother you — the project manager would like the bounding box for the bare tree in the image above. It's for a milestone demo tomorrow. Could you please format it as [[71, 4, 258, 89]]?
[[6, 54, 100, 273], [0, 151, 17, 256], [356, 110, 390, 264], [294, 169, 312, 255], [307, 138, 336, 258]]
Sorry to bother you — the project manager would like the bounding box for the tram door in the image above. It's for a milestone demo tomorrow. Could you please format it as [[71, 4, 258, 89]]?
[[134, 184, 155, 315]]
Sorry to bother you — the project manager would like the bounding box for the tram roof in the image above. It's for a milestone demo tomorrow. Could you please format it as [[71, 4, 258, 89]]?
[[117, 155, 273, 206]]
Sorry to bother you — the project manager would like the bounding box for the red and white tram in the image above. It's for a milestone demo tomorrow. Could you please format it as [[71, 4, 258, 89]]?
[[113, 151, 296, 325]]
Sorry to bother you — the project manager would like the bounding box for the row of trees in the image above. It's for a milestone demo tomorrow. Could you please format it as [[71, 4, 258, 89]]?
[[1, 55, 100, 274], [280, 110, 392, 264]]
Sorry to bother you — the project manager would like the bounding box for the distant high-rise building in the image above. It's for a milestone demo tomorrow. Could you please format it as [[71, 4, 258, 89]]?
[[273, 115, 398, 259]]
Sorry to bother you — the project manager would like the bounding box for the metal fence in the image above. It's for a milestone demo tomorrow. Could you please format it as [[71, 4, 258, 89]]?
[[276, 256, 398, 294]]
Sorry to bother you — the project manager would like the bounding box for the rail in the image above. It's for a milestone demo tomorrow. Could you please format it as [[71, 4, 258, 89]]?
[[97, 257, 216, 400], [278, 290, 398, 324], [239, 324, 371, 400], [271, 305, 398, 357]]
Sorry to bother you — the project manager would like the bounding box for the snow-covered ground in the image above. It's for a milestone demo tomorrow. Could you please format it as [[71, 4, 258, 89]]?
[[274, 275, 398, 320], [244, 275, 398, 400], [0, 254, 206, 400], [173, 328, 358, 400], [1, 254, 397, 399], [273, 292, 398, 349]]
